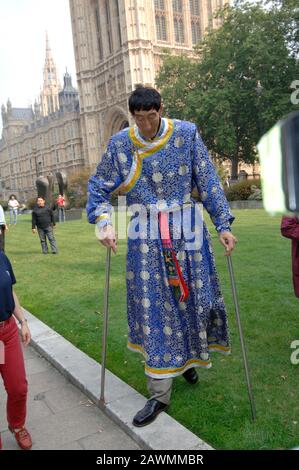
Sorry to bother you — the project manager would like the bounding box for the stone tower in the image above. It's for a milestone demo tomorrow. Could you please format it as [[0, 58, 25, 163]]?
[[40, 32, 61, 116], [69, 0, 230, 167]]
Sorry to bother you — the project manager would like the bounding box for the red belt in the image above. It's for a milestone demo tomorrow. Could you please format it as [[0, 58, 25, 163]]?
[[159, 211, 189, 302]]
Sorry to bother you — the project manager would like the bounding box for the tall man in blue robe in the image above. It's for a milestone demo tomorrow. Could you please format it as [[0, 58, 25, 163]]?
[[87, 87, 237, 427]]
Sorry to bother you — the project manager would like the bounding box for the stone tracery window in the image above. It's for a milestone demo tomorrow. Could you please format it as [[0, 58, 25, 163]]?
[[173, 0, 184, 44], [105, 0, 113, 53], [95, 3, 104, 61], [154, 0, 168, 41], [189, 0, 202, 45], [113, 0, 122, 50]]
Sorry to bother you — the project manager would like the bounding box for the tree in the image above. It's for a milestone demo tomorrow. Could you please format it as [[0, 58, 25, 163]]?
[[67, 168, 91, 208], [155, 54, 197, 120], [156, 0, 299, 178]]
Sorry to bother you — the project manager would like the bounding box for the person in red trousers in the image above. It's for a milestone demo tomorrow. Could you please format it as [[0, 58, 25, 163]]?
[[0, 251, 32, 450], [281, 216, 299, 298]]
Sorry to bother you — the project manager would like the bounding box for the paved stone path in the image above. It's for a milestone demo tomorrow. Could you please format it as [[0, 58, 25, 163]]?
[[0, 345, 141, 450]]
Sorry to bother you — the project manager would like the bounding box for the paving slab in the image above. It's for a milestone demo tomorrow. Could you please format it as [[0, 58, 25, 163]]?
[[0, 344, 140, 450], [0, 309, 213, 450]]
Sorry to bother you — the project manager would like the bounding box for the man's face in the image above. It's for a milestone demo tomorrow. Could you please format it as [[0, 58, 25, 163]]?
[[132, 107, 162, 140], [37, 198, 45, 207]]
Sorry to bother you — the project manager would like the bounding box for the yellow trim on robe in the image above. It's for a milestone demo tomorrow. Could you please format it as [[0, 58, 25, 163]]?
[[122, 152, 143, 193], [128, 129, 147, 149], [123, 119, 174, 193], [96, 214, 110, 222], [127, 340, 231, 377], [127, 341, 212, 375], [128, 119, 174, 156], [208, 344, 231, 354]]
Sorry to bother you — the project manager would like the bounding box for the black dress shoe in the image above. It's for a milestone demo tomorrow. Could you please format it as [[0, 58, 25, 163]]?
[[182, 367, 198, 384], [133, 399, 168, 427]]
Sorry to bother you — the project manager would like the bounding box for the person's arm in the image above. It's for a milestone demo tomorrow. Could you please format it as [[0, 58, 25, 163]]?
[[50, 208, 55, 227], [0, 205, 8, 231], [87, 139, 123, 254], [32, 208, 37, 232], [281, 216, 299, 240], [12, 291, 31, 346], [191, 126, 237, 255]]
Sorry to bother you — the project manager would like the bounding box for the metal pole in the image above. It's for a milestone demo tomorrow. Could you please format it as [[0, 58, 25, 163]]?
[[227, 255, 257, 421], [100, 247, 111, 403]]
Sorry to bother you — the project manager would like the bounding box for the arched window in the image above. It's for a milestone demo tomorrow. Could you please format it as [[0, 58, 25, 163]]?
[[95, 3, 103, 61], [173, 0, 184, 43], [113, 0, 122, 50], [105, 0, 113, 53], [207, 0, 213, 29], [189, 0, 202, 45], [154, 0, 168, 41]]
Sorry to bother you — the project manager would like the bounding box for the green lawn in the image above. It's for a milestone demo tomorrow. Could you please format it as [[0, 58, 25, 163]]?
[[4, 210, 299, 450]]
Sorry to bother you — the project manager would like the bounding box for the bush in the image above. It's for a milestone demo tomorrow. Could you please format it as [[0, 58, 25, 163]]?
[[225, 180, 262, 201], [26, 197, 38, 210], [0, 200, 8, 211], [248, 185, 263, 200], [67, 168, 128, 209], [67, 168, 90, 209]]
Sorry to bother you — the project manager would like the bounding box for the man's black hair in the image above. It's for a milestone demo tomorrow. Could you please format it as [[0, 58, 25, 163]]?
[[128, 86, 162, 114]]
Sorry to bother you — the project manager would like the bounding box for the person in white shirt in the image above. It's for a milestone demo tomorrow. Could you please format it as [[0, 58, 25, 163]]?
[[0, 204, 8, 252], [8, 195, 19, 226]]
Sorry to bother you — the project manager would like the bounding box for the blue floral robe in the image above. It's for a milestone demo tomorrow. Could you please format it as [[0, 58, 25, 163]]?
[[87, 118, 234, 379]]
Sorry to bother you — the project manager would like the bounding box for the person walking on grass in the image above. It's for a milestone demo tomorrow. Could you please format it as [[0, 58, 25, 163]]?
[[32, 197, 58, 254], [8, 195, 20, 226], [87, 86, 237, 427], [0, 251, 32, 450], [56, 194, 66, 223]]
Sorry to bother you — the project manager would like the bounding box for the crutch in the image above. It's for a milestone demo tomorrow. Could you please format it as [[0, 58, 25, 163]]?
[[100, 247, 111, 404], [227, 255, 257, 421]]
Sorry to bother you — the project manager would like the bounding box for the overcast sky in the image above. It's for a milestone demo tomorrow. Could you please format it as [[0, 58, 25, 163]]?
[[0, 0, 76, 121], [0, 0, 257, 135]]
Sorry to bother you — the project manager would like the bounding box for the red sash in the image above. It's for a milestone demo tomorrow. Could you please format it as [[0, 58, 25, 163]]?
[[159, 211, 189, 302]]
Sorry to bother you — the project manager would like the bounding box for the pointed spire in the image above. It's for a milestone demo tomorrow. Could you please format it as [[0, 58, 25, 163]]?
[[45, 31, 53, 61], [7, 99, 12, 114], [40, 33, 61, 116], [46, 31, 50, 50]]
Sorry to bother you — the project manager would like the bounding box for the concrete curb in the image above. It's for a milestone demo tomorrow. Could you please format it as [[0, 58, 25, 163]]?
[[228, 200, 263, 209], [23, 309, 213, 450]]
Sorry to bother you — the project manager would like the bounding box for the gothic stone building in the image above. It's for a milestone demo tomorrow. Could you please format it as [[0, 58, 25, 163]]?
[[0, 37, 84, 201], [69, 0, 229, 168], [0, 1, 233, 200]]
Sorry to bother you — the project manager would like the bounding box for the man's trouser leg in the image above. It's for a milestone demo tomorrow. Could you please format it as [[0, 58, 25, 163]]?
[[37, 228, 48, 253], [59, 207, 65, 222], [147, 377, 173, 405], [45, 227, 58, 253]]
